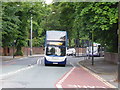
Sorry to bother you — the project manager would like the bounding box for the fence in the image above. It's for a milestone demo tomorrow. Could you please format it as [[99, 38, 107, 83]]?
[[0, 47, 86, 56], [104, 52, 119, 64]]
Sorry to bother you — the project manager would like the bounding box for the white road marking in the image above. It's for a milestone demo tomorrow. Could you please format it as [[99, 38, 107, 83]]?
[[56, 60, 81, 88], [1, 57, 43, 80], [37, 57, 43, 65], [56, 62, 116, 88], [37, 59, 40, 65], [56, 84, 62, 88], [77, 63, 116, 88], [56, 67, 75, 88], [69, 62, 76, 67], [0, 65, 35, 80]]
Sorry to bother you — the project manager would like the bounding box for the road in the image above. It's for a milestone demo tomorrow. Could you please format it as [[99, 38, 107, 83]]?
[[0, 55, 116, 89]]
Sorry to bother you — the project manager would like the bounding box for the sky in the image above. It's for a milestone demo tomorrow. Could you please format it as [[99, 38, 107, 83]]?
[[45, 0, 53, 4]]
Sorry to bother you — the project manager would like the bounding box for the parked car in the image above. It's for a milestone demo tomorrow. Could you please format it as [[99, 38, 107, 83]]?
[[66, 48, 76, 56]]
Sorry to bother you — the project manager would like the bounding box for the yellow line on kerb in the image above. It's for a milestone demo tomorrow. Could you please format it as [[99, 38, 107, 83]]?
[[80, 65, 116, 88]]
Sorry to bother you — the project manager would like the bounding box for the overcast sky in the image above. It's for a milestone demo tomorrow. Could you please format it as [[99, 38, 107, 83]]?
[[45, 0, 53, 4]]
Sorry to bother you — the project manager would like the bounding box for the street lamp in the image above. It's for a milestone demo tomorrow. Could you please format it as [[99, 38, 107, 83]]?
[[30, 14, 33, 56], [91, 30, 94, 65], [13, 40, 16, 58]]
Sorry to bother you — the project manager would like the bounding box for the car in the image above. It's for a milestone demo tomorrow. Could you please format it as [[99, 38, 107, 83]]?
[[66, 48, 76, 56]]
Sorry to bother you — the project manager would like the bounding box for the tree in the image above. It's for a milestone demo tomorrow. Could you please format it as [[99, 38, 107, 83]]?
[[2, 2, 20, 55], [46, 2, 76, 47], [73, 2, 118, 52], [2, 2, 48, 55]]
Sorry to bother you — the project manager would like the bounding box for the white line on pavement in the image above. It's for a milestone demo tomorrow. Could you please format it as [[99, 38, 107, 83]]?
[[69, 62, 76, 67], [37, 57, 43, 65], [56, 67, 75, 88], [77, 63, 116, 88], [0, 65, 35, 80], [56, 84, 62, 88], [37, 58, 40, 65]]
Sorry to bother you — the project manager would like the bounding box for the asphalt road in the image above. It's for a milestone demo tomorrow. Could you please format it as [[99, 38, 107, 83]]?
[[1, 56, 116, 89], [2, 56, 42, 74], [1, 55, 84, 88]]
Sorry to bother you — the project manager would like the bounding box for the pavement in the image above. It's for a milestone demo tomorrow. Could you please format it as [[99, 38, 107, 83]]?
[[79, 57, 119, 89], [1, 54, 44, 61]]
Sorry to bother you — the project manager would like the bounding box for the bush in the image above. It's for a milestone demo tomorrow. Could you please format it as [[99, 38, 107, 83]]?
[[14, 50, 23, 56]]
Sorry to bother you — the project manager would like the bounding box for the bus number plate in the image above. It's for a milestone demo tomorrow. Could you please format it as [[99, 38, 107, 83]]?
[[53, 63, 58, 64]]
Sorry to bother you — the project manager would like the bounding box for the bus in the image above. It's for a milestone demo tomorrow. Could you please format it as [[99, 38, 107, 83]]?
[[44, 31, 67, 66], [86, 43, 104, 57]]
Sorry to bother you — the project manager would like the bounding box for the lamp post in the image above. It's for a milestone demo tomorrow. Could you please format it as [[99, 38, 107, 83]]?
[[91, 29, 94, 65], [30, 14, 33, 56], [118, 1, 120, 83], [13, 40, 16, 58]]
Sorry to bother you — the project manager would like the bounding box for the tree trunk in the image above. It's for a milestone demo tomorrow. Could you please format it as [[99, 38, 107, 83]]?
[[3, 47, 9, 56]]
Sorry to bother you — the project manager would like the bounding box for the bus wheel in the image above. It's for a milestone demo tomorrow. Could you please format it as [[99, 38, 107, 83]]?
[[45, 64, 48, 66], [60, 64, 65, 67]]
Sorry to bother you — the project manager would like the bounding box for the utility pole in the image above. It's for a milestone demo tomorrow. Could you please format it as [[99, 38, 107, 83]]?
[[91, 30, 94, 65], [13, 40, 16, 58], [118, 1, 120, 83], [77, 29, 80, 57], [30, 14, 33, 56], [88, 40, 90, 59]]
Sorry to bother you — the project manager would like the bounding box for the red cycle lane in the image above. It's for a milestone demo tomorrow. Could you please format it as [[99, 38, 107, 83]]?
[[56, 66, 116, 89]]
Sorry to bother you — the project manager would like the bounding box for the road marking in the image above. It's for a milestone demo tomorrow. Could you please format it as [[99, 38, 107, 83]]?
[[56, 67, 75, 88], [0, 65, 35, 80], [78, 63, 116, 88], [56, 63, 116, 88], [68, 84, 106, 88], [56, 84, 62, 88], [37, 58, 40, 65], [37, 58, 43, 65], [69, 62, 76, 67]]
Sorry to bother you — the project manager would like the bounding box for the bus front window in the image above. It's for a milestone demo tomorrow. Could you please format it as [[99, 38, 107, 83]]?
[[46, 46, 66, 56]]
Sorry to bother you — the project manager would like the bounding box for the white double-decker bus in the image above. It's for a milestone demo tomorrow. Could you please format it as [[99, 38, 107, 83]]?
[[86, 43, 104, 57], [44, 31, 67, 66]]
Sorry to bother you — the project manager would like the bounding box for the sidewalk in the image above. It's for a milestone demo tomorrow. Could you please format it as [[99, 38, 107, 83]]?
[[79, 57, 119, 88], [1, 54, 44, 61]]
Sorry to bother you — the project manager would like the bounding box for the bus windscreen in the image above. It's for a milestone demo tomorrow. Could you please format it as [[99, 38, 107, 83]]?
[[46, 46, 66, 56]]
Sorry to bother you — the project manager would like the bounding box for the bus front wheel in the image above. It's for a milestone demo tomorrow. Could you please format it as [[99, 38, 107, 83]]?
[[45, 63, 48, 66], [60, 64, 65, 67]]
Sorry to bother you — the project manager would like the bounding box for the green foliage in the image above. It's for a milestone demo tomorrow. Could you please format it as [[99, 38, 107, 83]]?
[[14, 49, 23, 56], [2, 2, 118, 55], [2, 2, 20, 47], [2, 2, 47, 55], [73, 2, 118, 52], [42, 2, 118, 52]]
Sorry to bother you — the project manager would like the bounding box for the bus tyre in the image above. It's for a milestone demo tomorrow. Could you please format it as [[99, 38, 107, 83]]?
[[45, 64, 48, 66], [61, 64, 65, 67]]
